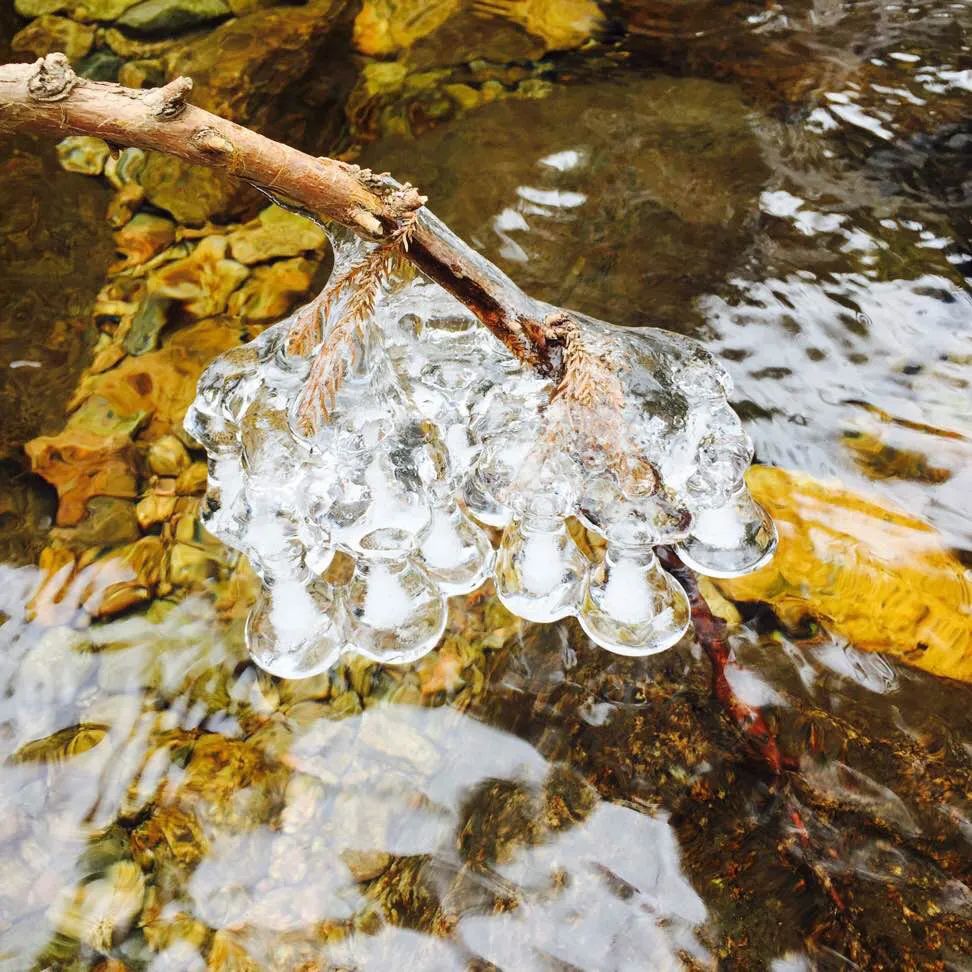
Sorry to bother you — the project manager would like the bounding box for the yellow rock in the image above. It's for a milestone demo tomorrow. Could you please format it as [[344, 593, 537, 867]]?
[[55, 135, 110, 176], [147, 434, 191, 477], [25, 396, 144, 526], [11, 724, 108, 764], [473, 0, 604, 51], [841, 429, 952, 484], [12, 15, 96, 62], [68, 317, 243, 443], [716, 466, 972, 684], [163, 0, 346, 125], [225, 257, 318, 322], [131, 805, 208, 871], [80, 536, 166, 618], [175, 461, 208, 495], [353, 0, 461, 56], [139, 152, 251, 225], [136, 493, 178, 531], [207, 930, 260, 972], [167, 542, 217, 588], [148, 236, 248, 319], [112, 213, 176, 271], [225, 205, 327, 265], [48, 860, 145, 952]]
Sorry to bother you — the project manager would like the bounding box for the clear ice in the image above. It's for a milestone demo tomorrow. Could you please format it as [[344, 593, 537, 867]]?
[[185, 223, 777, 677]]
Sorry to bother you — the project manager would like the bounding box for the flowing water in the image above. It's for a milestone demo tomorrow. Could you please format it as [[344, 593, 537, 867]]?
[[0, 1, 970, 969]]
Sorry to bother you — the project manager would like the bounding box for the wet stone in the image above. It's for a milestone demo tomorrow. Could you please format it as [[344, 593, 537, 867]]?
[[112, 213, 176, 270], [147, 434, 190, 477], [226, 205, 328, 265], [115, 0, 231, 35], [11, 15, 96, 61], [139, 153, 255, 225]]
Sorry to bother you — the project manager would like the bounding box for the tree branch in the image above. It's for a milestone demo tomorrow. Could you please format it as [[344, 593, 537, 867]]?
[[0, 54, 558, 374]]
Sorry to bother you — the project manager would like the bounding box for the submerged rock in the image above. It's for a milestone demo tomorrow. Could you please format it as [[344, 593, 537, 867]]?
[[13, 0, 141, 19], [225, 257, 318, 321], [148, 236, 249, 318], [10, 723, 107, 764], [11, 14, 96, 61], [47, 860, 145, 951], [115, 0, 231, 35], [161, 0, 351, 126], [225, 205, 328, 265], [139, 152, 255, 225], [25, 396, 144, 526], [56, 136, 110, 176], [353, 0, 602, 59], [112, 214, 176, 271], [147, 434, 190, 477]]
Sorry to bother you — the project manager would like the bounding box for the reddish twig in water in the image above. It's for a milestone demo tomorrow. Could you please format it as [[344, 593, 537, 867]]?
[[659, 546, 786, 778]]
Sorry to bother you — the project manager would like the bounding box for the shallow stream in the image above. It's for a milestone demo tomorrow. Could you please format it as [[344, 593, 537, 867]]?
[[0, 0, 970, 968]]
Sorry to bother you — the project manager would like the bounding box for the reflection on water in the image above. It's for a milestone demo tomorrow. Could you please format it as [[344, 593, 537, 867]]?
[[2, 0, 972, 967]]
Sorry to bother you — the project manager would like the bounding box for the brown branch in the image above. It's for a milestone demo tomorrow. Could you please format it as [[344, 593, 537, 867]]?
[[0, 53, 557, 375]]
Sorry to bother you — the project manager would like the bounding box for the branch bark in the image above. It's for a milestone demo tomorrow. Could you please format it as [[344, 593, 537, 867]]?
[[0, 54, 558, 375]]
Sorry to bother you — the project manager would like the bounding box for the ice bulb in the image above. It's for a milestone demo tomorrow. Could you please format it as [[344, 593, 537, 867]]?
[[494, 513, 587, 623], [246, 578, 344, 678], [578, 544, 690, 655], [677, 484, 777, 577], [344, 539, 447, 664], [418, 499, 495, 595]]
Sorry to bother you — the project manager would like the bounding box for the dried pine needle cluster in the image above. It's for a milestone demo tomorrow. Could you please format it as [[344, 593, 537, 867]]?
[[291, 213, 418, 433], [545, 314, 659, 495]]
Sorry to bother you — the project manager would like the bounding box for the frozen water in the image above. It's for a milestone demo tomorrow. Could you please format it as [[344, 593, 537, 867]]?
[[185, 223, 776, 677]]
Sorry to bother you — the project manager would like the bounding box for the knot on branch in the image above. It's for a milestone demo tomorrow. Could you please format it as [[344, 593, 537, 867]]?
[[143, 76, 193, 119], [341, 164, 427, 242], [189, 126, 235, 160], [27, 53, 79, 102]]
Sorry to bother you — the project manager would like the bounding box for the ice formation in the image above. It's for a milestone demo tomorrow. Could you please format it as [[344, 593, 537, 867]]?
[[185, 227, 776, 678]]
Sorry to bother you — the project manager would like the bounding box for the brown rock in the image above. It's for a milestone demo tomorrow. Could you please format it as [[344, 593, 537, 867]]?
[[174, 461, 208, 495], [147, 434, 190, 476], [139, 152, 253, 225], [226, 206, 327, 265], [68, 317, 243, 442], [25, 396, 144, 526], [718, 466, 972, 684], [112, 213, 176, 270], [81, 535, 165, 616], [162, 0, 348, 125], [135, 492, 178, 530], [167, 542, 216, 587], [51, 496, 141, 547], [56, 135, 110, 175]]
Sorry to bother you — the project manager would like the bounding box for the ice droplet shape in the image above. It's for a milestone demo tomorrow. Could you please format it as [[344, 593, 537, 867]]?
[[246, 579, 344, 678], [579, 545, 691, 656], [344, 554, 447, 664], [677, 484, 778, 578], [419, 500, 495, 596], [495, 515, 587, 623]]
